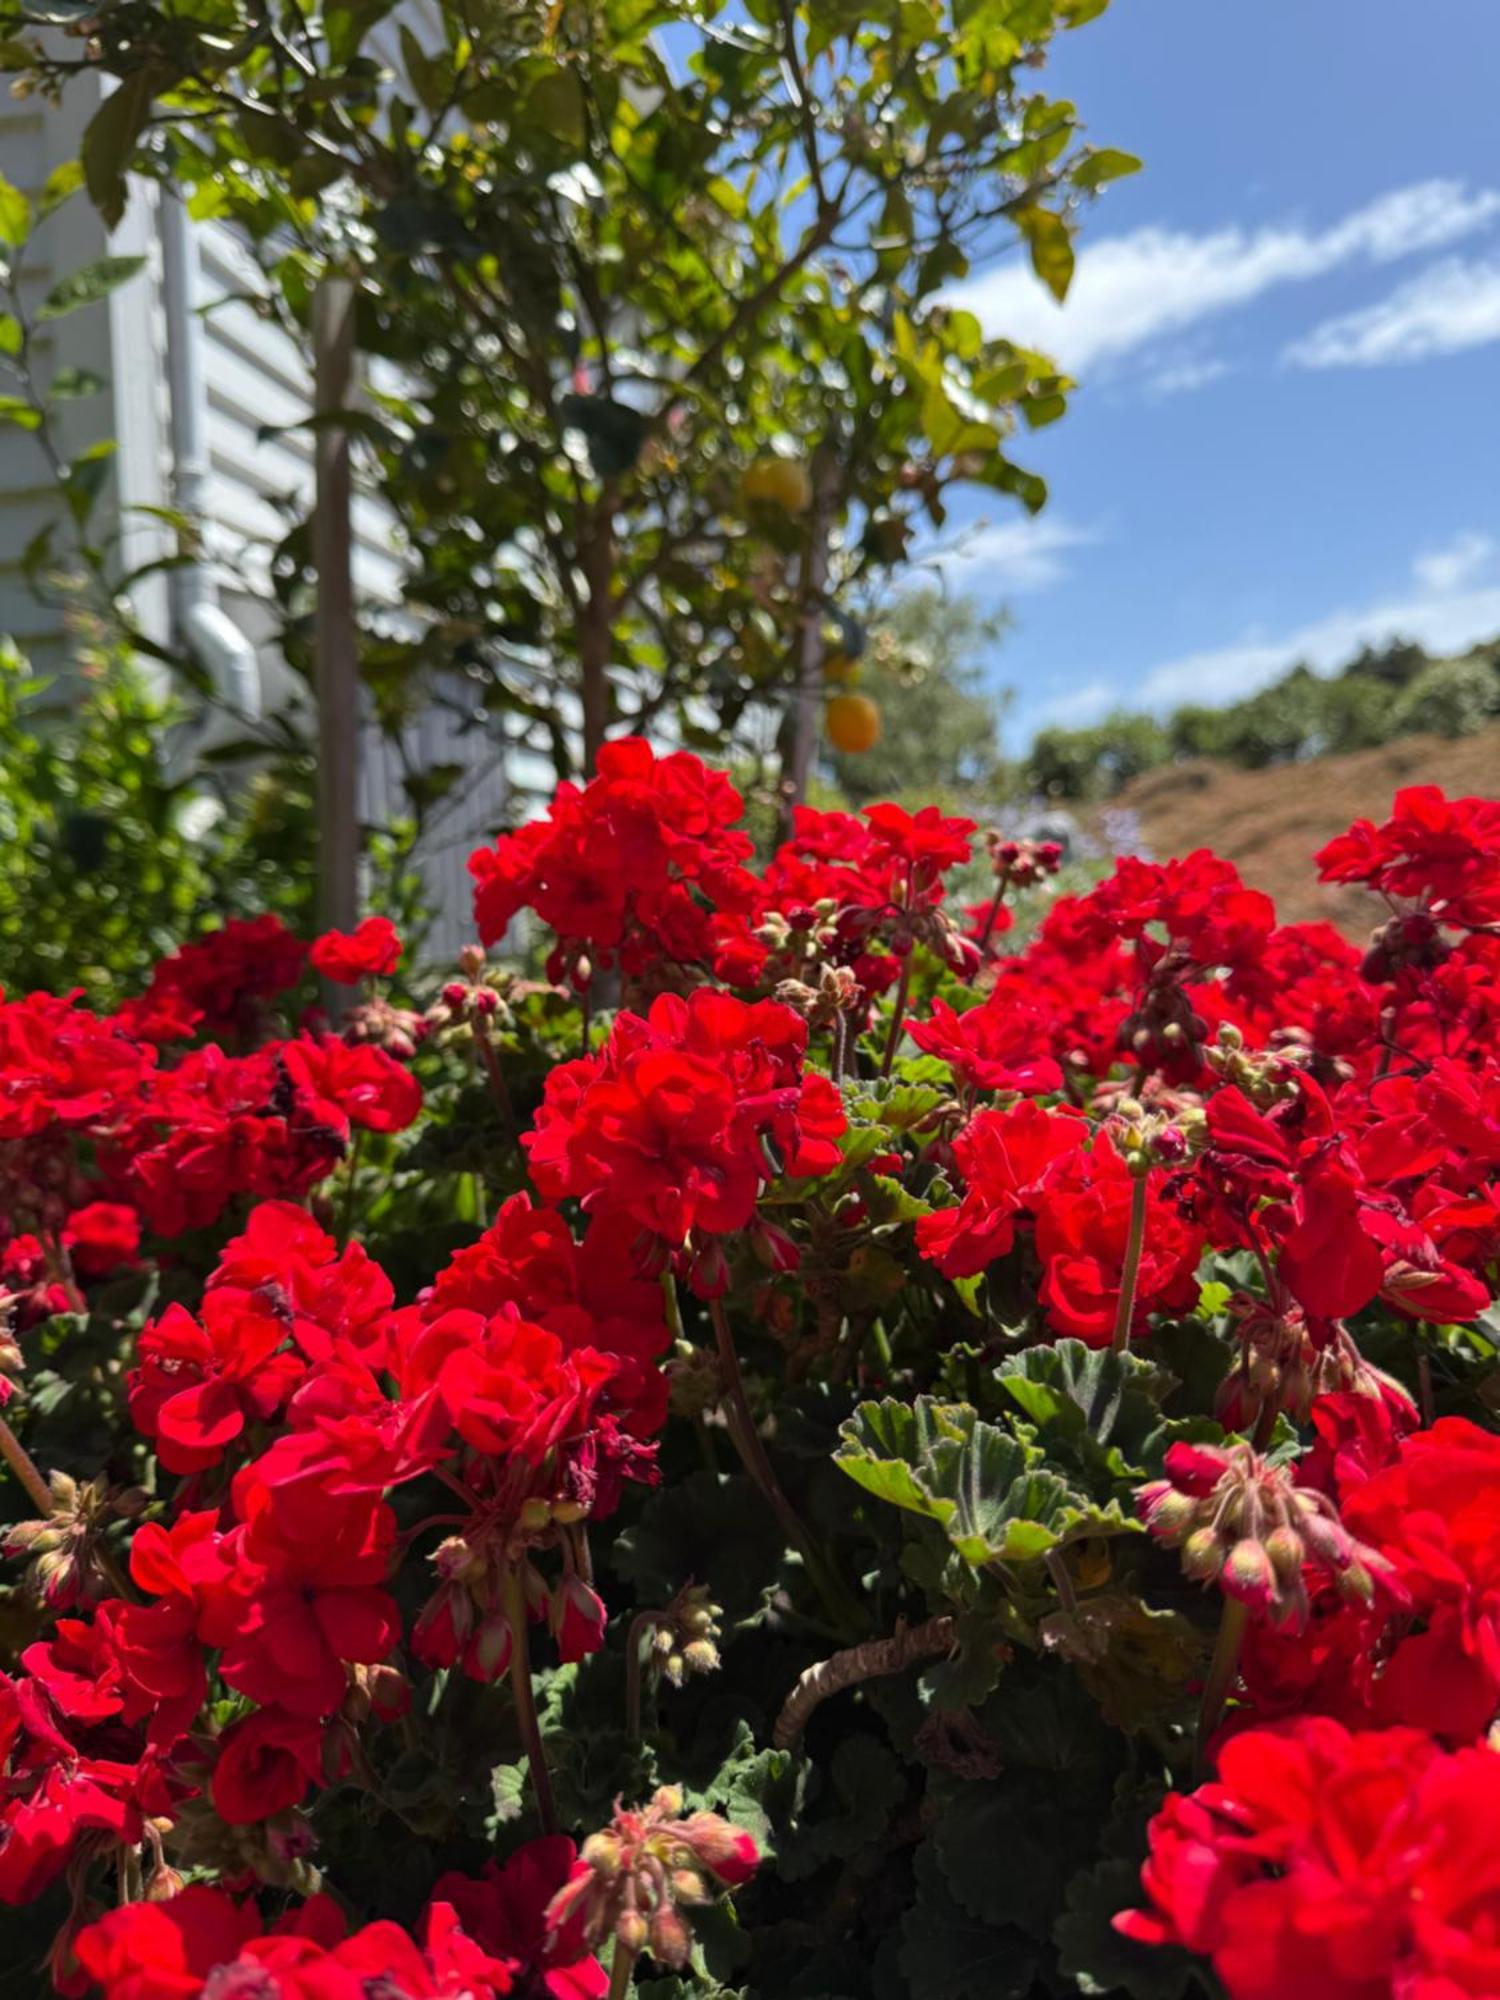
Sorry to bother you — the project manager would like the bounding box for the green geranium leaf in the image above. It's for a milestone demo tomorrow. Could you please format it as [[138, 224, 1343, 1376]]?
[[898, 1842, 1040, 2000], [837, 1397, 1135, 1568]]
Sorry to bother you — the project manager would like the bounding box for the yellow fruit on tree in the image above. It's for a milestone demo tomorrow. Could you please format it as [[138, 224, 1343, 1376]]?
[[822, 650, 858, 684], [741, 454, 813, 515], [826, 692, 881, 753]]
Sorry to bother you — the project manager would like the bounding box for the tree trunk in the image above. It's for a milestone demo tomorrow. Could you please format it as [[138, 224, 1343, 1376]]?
[[783, 451, 839, 831], [579, 490, 617, 774], [312, 275, 360, 1013]]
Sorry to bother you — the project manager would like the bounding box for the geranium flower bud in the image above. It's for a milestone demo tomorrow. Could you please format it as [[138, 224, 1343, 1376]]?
[[1221, 1538, 1278, 1612], [750, 1221, 800, 1273], [551, 1793, 759, 1970], [550, 1575, 607, 1663], [581, 1832, 623, 1876], [1137, 1437, 1399, 1627], [1137, 1484, 1196, 1542], [462, 1607, 514, 1683], [1181, 1527, 1225, 1580], [649, 1903, 692, 1968], [1264, 1524, 1306, 1584]]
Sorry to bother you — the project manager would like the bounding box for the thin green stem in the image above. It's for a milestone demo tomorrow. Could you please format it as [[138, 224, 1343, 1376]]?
[[337, 1128, 363, 1249], [503, 1566, 558, 1836], [1111, 1170, 1149, 1353], [660, 1268, 684, 1343], [607, 1944, 638, 2000], [1195, 1595, 1249, 1779], [473, 1017, 517, 1134], [624, 1609, 661, 1744]]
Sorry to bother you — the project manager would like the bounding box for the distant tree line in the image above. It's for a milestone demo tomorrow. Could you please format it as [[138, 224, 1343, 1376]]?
[[1022, 636, 1500, 802]]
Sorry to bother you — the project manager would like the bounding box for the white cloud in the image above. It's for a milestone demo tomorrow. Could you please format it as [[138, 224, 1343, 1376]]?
[[1139, 356, 1230, 400], [949, 180, 1500, 374], [1285, 255, 1500, 367], [933, 514, 1101, 593], [1414, 530, 1496, 594], [1032, 679, 1117, 729], [1137, 583, 1500, 711]]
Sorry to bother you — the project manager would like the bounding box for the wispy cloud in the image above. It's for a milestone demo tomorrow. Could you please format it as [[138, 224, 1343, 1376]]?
[[932, 514, 1102, 593], [1137, 581, 1500, 712], [949, 180, 1500, 374], [1414, 530, 1496, 594], [1285, 255, 1500, 368], [1031, 679, 1118, 729], [1138, 356, 1230, 401]]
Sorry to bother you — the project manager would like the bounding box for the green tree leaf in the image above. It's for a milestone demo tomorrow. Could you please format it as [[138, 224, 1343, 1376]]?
[[1018, 206, 1076, 302], [37, 255, 146, 321], [0, 170, 31, 248], [81, 71, 166, 229]]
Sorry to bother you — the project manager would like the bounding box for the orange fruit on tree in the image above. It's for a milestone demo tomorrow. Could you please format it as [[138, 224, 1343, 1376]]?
[[826, 692, 881, 753], [740, 454, 813, 515]]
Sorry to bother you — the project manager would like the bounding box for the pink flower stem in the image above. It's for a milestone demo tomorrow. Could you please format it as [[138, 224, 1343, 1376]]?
[[970, 882, 1008, 969], [502, 1564, 558, 1836], [879, 956, 913, 1079], [0, 1413, 52, 1515], [708, 1298, 863, 1635], [472, 1016, 517, 1135]]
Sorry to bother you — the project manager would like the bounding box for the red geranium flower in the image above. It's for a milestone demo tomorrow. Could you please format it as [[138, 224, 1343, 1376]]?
[[309, 916, 403, 984]]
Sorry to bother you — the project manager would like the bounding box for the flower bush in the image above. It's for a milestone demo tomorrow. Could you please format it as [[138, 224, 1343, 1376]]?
[[3, 750, 1500, 1998]]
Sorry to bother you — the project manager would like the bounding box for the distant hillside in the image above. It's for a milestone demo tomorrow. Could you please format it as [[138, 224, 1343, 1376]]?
[[1093, 724, 1500, 936], [1024, 635, 1500, 804]]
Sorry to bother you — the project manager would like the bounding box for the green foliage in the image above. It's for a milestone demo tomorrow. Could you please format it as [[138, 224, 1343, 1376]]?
[[1026, 712, 1170, 803], [1389, 652, 1500, 738], [1, 0, 1135, 782], [826, 589, 1009, 806], [1022, 634, 1500, 800], [836, 1396, 1136, 1567], [0, 643, 315, 999]]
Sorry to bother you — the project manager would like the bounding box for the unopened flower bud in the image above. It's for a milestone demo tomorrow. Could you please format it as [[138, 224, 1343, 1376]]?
[[1181, 1526, 1224, 1580], [582, 1831, 623, 1877], [1264, 1525, 1306, 1584], [649, 1903, 692, 1968], [1221, 1538, 1278, 1611]]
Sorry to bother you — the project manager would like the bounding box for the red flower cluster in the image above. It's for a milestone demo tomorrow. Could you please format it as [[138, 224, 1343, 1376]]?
[[0, 968, 422, 1258], [1120, 1718, 1500, 2000], [309, 915, 403, 985], [469, 737, 759, 989], [132, 915, 308, 1043], [917, 1103, 1203, 1342], [9, 750, 1500, 2000], [526, 988, 845, 1262], [75, 1837, 605, 1999]]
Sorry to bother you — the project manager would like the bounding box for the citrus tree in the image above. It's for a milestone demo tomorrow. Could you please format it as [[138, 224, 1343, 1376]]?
[[2, 0, 1135, 785]]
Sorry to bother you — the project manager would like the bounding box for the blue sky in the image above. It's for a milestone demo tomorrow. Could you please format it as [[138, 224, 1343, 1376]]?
[[931, 0, 1500, 751]]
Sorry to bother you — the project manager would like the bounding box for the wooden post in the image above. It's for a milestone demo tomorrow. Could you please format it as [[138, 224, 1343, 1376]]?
[[783, 450, 838, 825], [312, 275, 360, 986]]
